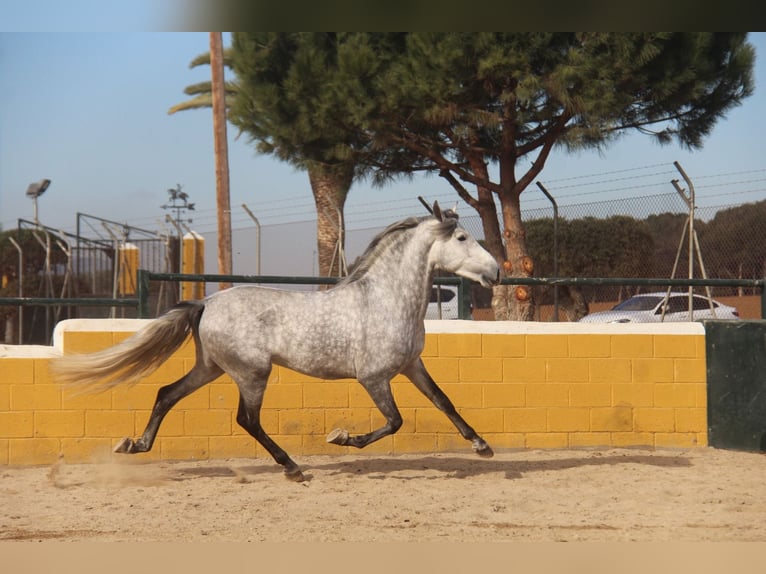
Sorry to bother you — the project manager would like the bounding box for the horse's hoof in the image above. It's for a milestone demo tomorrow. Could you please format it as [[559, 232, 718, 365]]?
[[326, 428, 349, 445], [113, 437, 134, 454], [473, 441, 494, 458], [284, 468, 305, 482]]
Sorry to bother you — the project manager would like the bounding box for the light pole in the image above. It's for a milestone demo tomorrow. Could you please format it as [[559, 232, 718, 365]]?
[[26, 179, 51, 225]]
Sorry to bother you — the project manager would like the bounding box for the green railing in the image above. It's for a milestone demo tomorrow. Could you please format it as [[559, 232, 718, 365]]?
[[2, 272, 765, 322]]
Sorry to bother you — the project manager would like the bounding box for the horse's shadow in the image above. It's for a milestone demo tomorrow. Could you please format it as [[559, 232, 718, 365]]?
[[173, 451, 692, 482]]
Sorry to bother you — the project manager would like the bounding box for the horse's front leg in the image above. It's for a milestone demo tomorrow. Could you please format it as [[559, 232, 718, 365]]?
[[401, 358, 494, 458], [327, 377, 402, 449]]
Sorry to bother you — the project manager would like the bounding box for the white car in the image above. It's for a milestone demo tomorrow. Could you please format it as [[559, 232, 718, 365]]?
[[578, 292, 740, 323], [426, 285, 460, 319]]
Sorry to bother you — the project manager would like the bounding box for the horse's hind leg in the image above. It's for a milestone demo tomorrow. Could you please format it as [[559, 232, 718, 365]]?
[[114, 362, 223, 454], [402, 358, 494, 458], [327, 376, 403, 449], [234, 374, 304, 482]]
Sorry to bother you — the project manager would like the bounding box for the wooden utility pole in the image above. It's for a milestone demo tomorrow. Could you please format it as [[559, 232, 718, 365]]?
[[210, 32, 233, 289]]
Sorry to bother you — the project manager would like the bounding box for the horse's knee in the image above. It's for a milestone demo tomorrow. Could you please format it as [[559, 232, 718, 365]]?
[[389, 413, 403, 433]]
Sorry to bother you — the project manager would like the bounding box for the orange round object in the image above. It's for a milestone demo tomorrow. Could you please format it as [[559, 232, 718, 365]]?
[[502, 260, 513, 273], [515, 286, 530, 301], [521, 256, 534, 275], [503, 229, 512, 238]]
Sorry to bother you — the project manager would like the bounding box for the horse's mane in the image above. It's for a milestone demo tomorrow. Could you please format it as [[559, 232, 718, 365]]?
[[336, 213, 458, 287]]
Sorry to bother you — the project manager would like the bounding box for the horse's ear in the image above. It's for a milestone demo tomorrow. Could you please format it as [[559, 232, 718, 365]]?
[[433, 201, 443, 221]]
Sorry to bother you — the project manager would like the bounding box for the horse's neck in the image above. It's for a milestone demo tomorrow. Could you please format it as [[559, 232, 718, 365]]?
[[359, 233, 435, 308]]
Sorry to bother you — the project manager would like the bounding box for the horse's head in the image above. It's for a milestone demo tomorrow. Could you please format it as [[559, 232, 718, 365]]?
[[427, 202, 499, 288]]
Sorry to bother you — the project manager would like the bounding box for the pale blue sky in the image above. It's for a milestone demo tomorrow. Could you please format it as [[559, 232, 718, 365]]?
[[2, 30, 766, 273]]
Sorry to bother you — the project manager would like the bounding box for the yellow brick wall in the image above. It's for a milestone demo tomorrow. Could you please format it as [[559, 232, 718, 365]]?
[[0, 321, 707, 466]]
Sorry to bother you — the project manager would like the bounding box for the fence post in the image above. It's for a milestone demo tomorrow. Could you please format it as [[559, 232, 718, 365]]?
[[761, 278, 766, 320], [137, 269, 150, 318], [458, 277, 472, 320]]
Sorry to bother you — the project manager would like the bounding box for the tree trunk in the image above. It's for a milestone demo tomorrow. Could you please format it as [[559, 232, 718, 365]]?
[[307, 162, 354, 278], [492, 189, 535, 321]]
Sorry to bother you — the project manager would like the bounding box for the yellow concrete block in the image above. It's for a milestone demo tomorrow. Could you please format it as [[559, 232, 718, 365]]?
[[0, 386, 9, 410], [611, 335, 653, 358], [654, 335, 697, 358], [505, 408, 547, 432], [569, 384, 611, 407], [263, 384, 303, 409], [415, 408, 456, 433], [632, 358, 674, 383], [526, 433, 568, 449], [135, 409, 184, 437], [525, 383, 569, 407], [348, 385, 375, 408], [279, 409, 325, 435], [422, 334, 438, 357], [483, 383, 525, 408], [459, 358, 503, 382], [9, 438, 60, 465], [546, 358, 589, 383], [63, 331, 114, 354], [460, 408, 504, 433], [503, 358, 546, 383], [324, 408, 373, 434], [0, 358, 34, 384], [303, 382, 349, 408], [590, 407, 633, 432], [175, 337, 197, 358], [695, 384, 707, 408], [176, 386, 210, 410], [112, 384, 159, 410], [159, 436, 208, 460], [612, 383, 654, 407], [243, 409, 278, 435], [654, 383, 697, 408], [11, 384, 61, 410], [569, 334, 611, 358], [673, 359, 706, 383], [208, 435, 256, 459], [422, 357, 460, 382], [610, 432, 654, 448], [395, 433, 437, 453], [482, 334, 525, 358], [210, 383, 238, 409], [547, 407, 589, 432], [633, 408, 675, 432], [0, 411, 33, 437], [436, 433, 473, 453], [570, 432, 611, 448], [61, 388, 112, 410], [675, 408, 707, 433], [655, 433, 701, 448], [34, 359, 55, 384], [0, 439, 8, 464], [185, 410, 232, 436], [526, 334, 568, 358], [483, 432, 525, 449], [61, 438, 114, 463], [589, 358, 632, 383], [85, 411, 134, 437], [438, 333, 482, 357], [34, 411, 84, 438]]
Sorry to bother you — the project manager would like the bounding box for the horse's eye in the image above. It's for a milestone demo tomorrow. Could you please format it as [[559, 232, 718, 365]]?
[[456, 233, 467, 242]]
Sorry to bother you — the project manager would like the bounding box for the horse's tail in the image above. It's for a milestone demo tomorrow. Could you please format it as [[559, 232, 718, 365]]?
[[50, 301, 205, 392]]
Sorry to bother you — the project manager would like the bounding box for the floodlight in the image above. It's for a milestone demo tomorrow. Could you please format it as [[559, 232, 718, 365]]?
[[26, 179, 51, 198]]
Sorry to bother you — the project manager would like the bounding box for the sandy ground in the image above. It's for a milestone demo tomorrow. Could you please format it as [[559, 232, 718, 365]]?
[[2, 447, 766, 542]]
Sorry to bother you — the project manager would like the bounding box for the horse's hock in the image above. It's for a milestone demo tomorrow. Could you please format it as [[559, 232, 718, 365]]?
[[2, 318, 764, 466]]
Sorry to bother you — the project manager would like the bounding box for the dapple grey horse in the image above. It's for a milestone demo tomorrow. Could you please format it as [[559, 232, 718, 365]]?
[[53, 203, 500, 481]]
